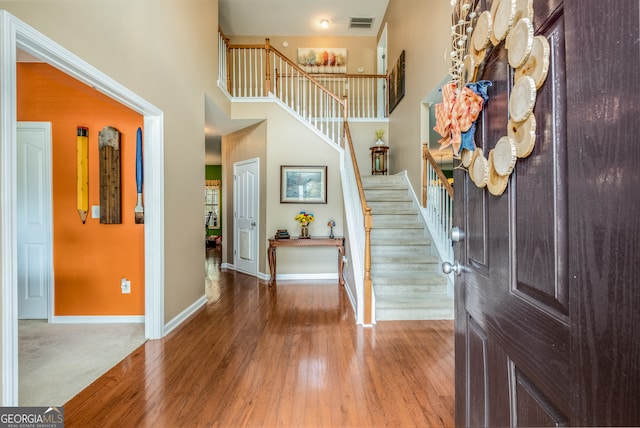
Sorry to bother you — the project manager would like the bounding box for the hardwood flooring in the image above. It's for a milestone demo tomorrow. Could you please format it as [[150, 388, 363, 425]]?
[[65, 248, 455, 427]]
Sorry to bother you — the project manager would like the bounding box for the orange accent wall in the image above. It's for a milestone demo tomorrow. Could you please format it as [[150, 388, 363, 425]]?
[[18, 63, 144, 316]]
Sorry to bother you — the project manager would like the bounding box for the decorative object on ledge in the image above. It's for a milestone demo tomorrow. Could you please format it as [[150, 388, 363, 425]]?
[[375, 129, 385, 145], [98, 126, 121, 224], [388, 50, 405, 113], [275, 229, 290, 240], [294, 211, 314, 239], [328, 219, 336, 239], [76, 126, 89, 224], [280, 165, 327, 204], [134, 127, 144, 224], [370, 145, 389, 175], [297, 47, 347, 74]]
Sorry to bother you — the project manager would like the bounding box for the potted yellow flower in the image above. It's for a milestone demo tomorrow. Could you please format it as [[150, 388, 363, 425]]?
[[294, 211, 314, 238]]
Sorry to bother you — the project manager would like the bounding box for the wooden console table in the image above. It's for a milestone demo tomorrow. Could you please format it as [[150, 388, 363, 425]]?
[[268, 237, 345, 287]]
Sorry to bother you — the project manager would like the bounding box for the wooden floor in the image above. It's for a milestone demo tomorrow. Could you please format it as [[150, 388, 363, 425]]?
[[64, 248, 455, 427]]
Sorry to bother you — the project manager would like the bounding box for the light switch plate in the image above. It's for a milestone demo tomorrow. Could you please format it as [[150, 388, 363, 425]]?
[[92, 205, 100, 218]]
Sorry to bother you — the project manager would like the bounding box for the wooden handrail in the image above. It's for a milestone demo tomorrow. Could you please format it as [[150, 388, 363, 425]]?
[[277, 72, 386, 79], [344, 122, 373, 325], [268, 45, 346, 106], [423, 145, 454, 200]]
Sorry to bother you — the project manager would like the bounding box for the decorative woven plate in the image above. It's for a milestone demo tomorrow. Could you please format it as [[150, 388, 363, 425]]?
[[507, 17, 534, 68], [515, 35, 550, 89], [461, 148, 474, 167], [487, 150, 510, 196], [493, 0, 517, 42], [514, 0, 534, 22], [462, 54, 477, 84], [471, 46, 487, 65], [472, 11, 493, 52], [509, 75, 536, 122], [492, 136, 517, 176], [489, 0, 502, 46], [508, 114, 537, 158], [469, 149, 489, 188]]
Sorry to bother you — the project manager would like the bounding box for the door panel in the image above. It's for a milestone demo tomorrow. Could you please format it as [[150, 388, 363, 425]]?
[[17, 122, 53, 320], [511, 363, 569, 427], [234, 159, 259, 275], [456, 0, 640, 425], [456, 0, 570, 425]]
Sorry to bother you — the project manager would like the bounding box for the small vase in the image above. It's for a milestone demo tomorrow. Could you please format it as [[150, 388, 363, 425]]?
[[300, 225, 310, 239], [375, 138, 385, 146]]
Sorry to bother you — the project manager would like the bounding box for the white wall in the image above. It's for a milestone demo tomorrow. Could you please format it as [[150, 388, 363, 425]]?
[[381, 0, 452, 194]]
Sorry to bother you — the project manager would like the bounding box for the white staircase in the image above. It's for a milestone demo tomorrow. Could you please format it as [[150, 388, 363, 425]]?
[[362, 174, 453, 321]]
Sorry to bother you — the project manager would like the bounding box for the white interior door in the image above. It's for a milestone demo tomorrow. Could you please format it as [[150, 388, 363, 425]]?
[[233, 158, 259, 275], [17, 122, 53, 320]]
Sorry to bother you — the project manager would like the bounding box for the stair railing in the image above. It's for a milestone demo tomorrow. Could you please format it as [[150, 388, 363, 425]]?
[[218, 30, 374, 324], [343, 122, 374, 325], [219, 33, 387, 120], [422, 144, 454, 263]]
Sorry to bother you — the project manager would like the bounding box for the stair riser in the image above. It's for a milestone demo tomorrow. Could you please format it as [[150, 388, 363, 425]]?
[[364, 190, 411, 201], [374, 284, 446, 294], [371, 214, 419, 224], [376, 308, 454, 321], [368, 201, 414, 210], [371, 247, 431, 257], [372, 264, 439, 273], [373, 276, 447, 286], [371, 229, 426, 239], [361, 176, 407, 188]]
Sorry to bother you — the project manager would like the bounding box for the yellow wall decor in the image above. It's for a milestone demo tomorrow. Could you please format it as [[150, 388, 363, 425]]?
[[76, 126, 89, 223]]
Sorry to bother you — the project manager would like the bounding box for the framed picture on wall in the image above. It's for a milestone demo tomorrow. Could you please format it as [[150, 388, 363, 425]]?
[[280, 165, 327, 203], [388, 50, 405, 113]]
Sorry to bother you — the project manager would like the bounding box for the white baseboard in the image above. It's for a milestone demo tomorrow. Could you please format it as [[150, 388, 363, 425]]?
[[50, 315, 144, 324], [273, 273, 338, 281], [163, 295, 207, 336]]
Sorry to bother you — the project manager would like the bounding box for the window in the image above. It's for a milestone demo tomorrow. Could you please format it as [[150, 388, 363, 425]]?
[[205, 180, 220, 230]]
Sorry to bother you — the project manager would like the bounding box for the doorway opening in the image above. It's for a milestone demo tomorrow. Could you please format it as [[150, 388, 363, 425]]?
[[1, 11, 165, 405]]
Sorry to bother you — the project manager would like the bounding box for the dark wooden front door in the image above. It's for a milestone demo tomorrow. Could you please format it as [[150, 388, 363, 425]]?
[[454, 0, 640, 426]]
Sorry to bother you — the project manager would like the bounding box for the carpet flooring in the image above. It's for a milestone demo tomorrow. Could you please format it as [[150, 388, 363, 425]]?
[[19, 320, 145, 406]]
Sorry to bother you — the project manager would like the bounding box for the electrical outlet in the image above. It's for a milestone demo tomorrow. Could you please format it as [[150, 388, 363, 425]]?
[[121, 278, 131, 294]]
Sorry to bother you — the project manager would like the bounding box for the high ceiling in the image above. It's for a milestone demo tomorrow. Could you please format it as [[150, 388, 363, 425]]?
[[218, 0, 390, 37], [208, 0, 390, 163]]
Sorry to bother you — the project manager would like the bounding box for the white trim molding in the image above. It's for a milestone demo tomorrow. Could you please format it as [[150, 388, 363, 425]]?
[[163, 296, 207, 336], [51, 316, 145, 324]]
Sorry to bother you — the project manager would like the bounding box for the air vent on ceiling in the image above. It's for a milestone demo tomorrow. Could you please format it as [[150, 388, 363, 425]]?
[[349, 17, 375, 29]]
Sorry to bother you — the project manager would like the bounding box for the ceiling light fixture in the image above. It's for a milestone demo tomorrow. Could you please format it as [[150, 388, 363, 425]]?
[[320, 19, 330, 29]]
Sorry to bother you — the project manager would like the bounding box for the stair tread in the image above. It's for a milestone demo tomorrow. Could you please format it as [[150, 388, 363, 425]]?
[[376, 295, 452, 306], [371, 237, 432, 245], [372, 254, 439, 263]]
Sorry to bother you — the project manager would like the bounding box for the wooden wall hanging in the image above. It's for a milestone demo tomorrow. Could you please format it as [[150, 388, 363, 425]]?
[[99, 126, 121, 224]]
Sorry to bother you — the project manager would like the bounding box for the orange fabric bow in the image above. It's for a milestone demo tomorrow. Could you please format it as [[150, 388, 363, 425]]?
[[433, 82, 485, 156]]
